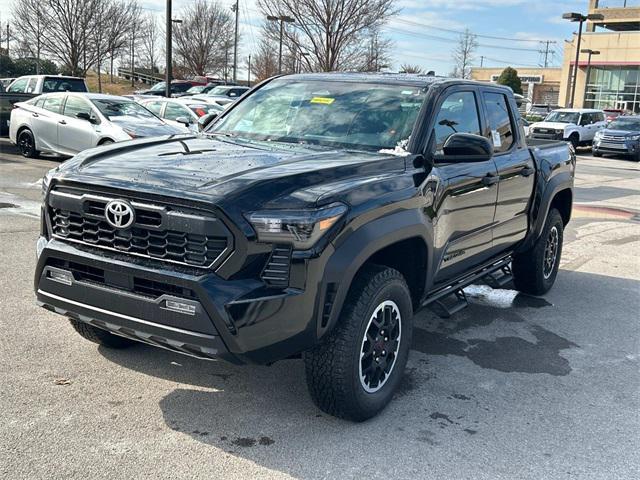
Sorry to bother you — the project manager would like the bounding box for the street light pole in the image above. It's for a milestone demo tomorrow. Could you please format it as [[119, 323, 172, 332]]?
[[232, 0, 239, 83], [581, 49, 600, 107], [266, 15, 294, 75], [563, 12, 604, 108], [165, 0, 172, 98]]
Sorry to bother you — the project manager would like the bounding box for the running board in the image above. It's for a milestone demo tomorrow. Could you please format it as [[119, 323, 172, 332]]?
[[483, 264, 513, 289], [422, 255, 512, 318]]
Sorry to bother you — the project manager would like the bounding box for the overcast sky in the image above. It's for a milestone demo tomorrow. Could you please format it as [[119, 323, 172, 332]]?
[[0, 0, 592, 77]]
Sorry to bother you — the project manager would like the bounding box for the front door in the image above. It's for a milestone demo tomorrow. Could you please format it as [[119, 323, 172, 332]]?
[[58, 95, 98, 154], [429, 88, 499, 284], [482, 90, 534, 252]]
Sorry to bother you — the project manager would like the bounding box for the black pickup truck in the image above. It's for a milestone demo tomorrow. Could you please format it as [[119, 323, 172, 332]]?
[[35, 73, 574, 421]]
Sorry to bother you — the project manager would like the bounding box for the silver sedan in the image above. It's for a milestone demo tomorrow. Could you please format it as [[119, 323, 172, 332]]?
[[9, 92, 186, 158]]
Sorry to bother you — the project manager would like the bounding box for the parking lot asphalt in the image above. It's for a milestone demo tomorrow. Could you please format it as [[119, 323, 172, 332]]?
[[1, 140, 639, 480]]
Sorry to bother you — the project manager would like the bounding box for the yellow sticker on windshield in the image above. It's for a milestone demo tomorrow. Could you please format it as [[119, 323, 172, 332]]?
[[310, 97, 335, 105]]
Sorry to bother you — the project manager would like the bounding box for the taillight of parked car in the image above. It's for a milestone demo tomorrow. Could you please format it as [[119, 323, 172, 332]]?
[[191, 106, 211, 117]]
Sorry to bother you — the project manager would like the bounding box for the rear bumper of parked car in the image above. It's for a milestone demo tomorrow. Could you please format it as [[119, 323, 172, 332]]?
[[35, 238, 324, 365]]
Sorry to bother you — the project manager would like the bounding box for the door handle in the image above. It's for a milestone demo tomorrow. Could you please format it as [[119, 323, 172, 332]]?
[[32, 113, 39, 118], [481, 173, 499, 186], [520, 166, 535, 177], [59, 120, 67, 125]]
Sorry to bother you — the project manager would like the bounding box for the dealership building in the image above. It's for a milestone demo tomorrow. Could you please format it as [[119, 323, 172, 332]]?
[[559, 0, 640, 112], [472, 1, 639, 112]]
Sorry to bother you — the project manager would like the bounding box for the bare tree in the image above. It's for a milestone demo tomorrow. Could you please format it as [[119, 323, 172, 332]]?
[[250, 38, 279, 81], [173, 0, 233, 76], [451, 29, 478, 79], [140, 13, 160, 73], [257, 0, 397, 72], [10, 0, 49, 73], [399, 64, 423, 74], [104, 0, 140, 82], [360, 29, 392, 72]]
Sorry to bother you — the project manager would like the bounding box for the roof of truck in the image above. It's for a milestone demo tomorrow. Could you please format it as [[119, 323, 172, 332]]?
[[277, 72, 499, 89]]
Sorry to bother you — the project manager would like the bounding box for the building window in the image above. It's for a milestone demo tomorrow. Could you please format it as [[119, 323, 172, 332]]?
[[585, 66, 640, 113]]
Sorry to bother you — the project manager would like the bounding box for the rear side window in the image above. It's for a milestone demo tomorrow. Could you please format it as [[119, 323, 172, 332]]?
[[484, 92, 514, 153], [63, 96, 93, 119], [164, 102, 191, 121], [433, 91, 481, 150], [42, 96, 63, 113], [7, 78, 29, 93], [25, 78, 39, 93], [145, 101, 163, 116], [42, 77, 87, 93]]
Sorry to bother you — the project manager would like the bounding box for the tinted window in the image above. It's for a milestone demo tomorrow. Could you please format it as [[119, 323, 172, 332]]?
[[484, 92, 514, 153], [42, 77, 87, 93], [42, 96, 63, 113], [63, 96, 93, 119], [164, 102, 192, 121], [8, 78, 29, 93], [596, 112, 605, 122], [433, 91, 481, 150], [144, 101, 164, 115], [171, 83, 191, 93]]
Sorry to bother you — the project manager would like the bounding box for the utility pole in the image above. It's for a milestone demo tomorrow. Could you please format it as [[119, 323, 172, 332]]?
[[165, 0, 172, 98], [267, 15, 294, 75], [232, 0, 239, 83], [480, 56, 484, 67], [130, 32, 135, 87], [247, 55, 251, 87], [5, 23, 9, 55]]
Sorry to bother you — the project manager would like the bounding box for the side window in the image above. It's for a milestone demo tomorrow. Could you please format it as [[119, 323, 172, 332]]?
[[484, 92, 514, 153], [580, 113, 592, 126], [25, 78, 38, 93], [8, 78, 28, 93], [164, 103, 191, 121], [145, 101, 163, 116], [63, 96, 93, 119], [42, 96, 63, 114], [433, 91, 481, 151], [596, 112, 605, 123]]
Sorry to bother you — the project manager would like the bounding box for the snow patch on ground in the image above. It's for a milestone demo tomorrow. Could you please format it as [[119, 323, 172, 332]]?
[[464, 284, 519, 309]]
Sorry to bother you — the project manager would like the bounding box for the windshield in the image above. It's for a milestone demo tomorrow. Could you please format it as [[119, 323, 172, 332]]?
[[150, 82, 165, 91], [187, 86, 205, 94], [545, 111, 580, 124], [607, 118, 640, 131], [208, 86, 232, 96], [210, 79, 427, 151], [91, 99, 159, 121]]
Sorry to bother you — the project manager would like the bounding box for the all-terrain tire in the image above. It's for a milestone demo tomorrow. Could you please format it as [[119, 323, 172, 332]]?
[[303, 265, 413, 421], [569, 133, 579, 151], [512, 208, 564, 296], [69, 319, 137, 349], [592, 151, 602, 157]]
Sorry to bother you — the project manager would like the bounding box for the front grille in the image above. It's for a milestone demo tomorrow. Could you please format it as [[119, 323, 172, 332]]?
[[48, 188, 232, 269], [600, 135, 626, 144]]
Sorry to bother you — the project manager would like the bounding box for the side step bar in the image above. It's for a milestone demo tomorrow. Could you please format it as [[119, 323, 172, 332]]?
[[421, 255, 512, 318]]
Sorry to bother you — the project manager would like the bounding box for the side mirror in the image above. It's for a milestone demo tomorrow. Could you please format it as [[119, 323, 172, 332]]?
[[439, 133, 494, 162], [175, 116, 191, 126], [76, 111, 96, 123], [198, 112, 218, 131]]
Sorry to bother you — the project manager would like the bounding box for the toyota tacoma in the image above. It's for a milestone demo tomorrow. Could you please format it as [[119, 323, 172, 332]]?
[[35, 73, 575, 421]]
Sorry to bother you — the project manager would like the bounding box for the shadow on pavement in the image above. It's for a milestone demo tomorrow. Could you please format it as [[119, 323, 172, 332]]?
[[96, 269, 639, 479]]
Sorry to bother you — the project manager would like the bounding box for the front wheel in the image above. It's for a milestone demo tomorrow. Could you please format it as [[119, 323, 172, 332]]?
[[569, 134, 580, 151], [512, 208, 564, 295], [304, 265, 413, 421]]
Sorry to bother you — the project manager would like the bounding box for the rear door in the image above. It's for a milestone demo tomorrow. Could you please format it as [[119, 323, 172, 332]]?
[[429, 87, 499, 283], [32, 95, 65, 151], [482, 89, 534, 252], [58, 95, 98, 154]]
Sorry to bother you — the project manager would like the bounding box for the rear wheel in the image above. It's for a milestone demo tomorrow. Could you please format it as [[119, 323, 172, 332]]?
[[512, 208, 564, 295], [592, 150, 602, 157], [69, 319, 137, 349], [99, 139, 114, 146], [304, 265, 413, 421], [17, 129, 38, 158]]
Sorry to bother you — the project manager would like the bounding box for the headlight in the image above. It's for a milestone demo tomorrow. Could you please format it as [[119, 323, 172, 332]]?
[[629, 134, 640, 141], [42, 168, 56, 197], [122, 127, 139, 139], [246, 203, 348, 250], [594, 131, 603, 140]]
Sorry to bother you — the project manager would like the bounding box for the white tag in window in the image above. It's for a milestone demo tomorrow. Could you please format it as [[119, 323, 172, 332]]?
[[491, 130, 502, 148]]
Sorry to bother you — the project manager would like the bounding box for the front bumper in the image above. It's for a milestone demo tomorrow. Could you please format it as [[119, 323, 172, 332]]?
[[35, 238, 325, 365], [593, 139, 640, 156]]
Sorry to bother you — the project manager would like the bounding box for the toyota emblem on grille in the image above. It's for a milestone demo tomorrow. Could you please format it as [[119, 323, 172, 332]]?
[[105, 200, 135, 229]]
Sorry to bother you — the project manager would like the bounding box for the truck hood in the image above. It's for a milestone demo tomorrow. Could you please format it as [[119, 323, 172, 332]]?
[[531, 121, 575, 130], [53, 135, 407, 211]]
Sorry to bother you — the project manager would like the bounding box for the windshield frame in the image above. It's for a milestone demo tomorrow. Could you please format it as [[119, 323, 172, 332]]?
[[206, 77, 429, 152]]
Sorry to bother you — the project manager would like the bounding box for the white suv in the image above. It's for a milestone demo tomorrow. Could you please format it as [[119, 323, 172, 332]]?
[[529, 108, 606, 148]]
